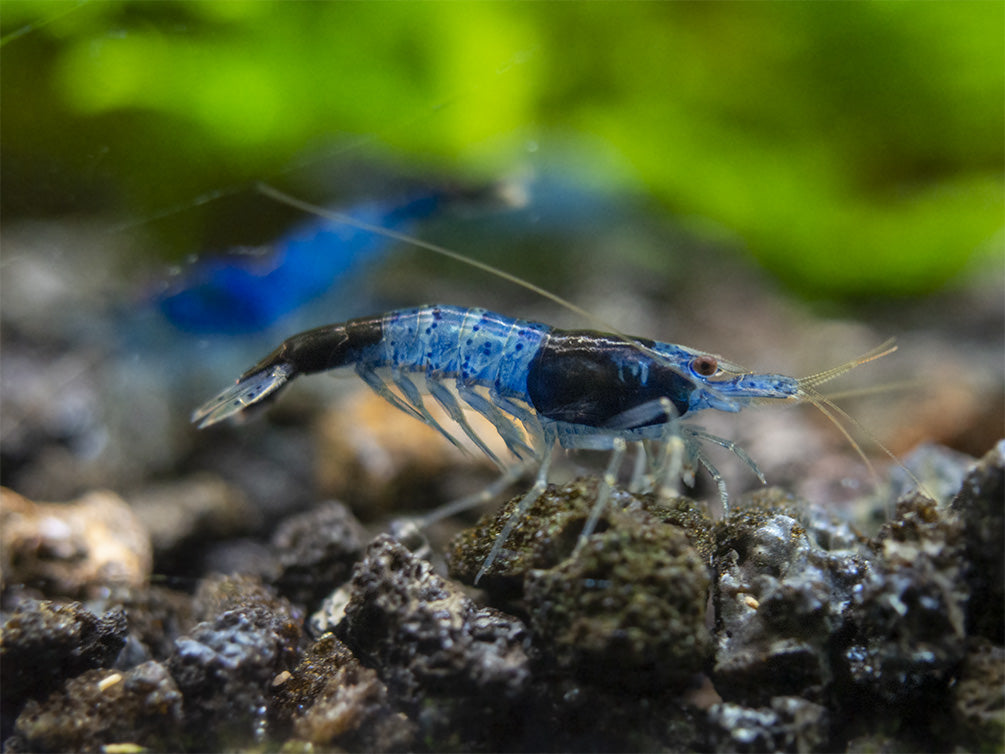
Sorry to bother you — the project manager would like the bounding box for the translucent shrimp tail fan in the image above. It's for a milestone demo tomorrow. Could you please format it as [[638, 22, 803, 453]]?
[[192, 362, 295, 428]]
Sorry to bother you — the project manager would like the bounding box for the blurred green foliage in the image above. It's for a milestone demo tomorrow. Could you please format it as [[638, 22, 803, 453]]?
[[2, 0, 1002, 298]]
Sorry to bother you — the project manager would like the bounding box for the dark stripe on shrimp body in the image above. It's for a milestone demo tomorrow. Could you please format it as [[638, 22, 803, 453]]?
[[236, 313, 386, 379], [526, 331, 695, 426]]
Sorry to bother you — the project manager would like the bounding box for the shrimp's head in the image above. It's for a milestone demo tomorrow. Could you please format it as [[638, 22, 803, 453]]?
[[681, 352, 800, 414]]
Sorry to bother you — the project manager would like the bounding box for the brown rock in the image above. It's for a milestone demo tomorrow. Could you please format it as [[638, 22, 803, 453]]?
[[1, 487, 152, 597]]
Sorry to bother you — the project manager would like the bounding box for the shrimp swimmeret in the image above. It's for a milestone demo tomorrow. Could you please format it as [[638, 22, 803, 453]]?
[[193, 303, 897, 581]]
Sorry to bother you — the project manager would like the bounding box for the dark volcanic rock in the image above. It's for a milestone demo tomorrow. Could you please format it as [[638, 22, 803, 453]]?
[[709, 479, 992, 752], [950, 638, 1005, 752], [523, 493, 712, 692], [524, 676, 707, 752], [337, 534, 531, 746], [1, 600, 127, 736], [447, 477, 712, 591], [189, 571, 299, 624], [270, 500, 368, 607], [9, 661, 182, 753], [167, 574, 302, 749], [436, 479, 717, 746], [112, 585, 195, 666], [836, 493, 968, 712], [950, 440, 1005, 643], [711, 489, 868, 705], [705, 696, 830, 753], [2, 437, 999, 753], [272, 632, 415, 752]]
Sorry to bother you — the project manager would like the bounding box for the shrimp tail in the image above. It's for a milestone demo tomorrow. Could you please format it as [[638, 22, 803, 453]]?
[[192, 314, 384, 428], [191, 361, 295, 428]]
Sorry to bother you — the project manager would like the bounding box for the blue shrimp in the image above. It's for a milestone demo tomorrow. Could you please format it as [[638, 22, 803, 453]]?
[[157, 192, 444, 335], [192, 304, 894, 580]]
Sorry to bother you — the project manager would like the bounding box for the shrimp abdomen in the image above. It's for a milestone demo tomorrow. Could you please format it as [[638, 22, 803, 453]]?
[[374, 306, 550, 396]]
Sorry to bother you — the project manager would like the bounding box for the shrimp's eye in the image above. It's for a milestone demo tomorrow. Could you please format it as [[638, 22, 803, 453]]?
[[692, 355, 718, 377]]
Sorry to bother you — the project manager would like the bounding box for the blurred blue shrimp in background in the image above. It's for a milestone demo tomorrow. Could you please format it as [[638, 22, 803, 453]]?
[[156, 191, 445, 335]]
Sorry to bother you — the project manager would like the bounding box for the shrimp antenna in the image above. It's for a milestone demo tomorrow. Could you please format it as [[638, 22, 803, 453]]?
[[815, 379, 925, 402], [797, 339, 897, 390], [794, 340, 930, 496], [750, 340, 902, 475], [797, 384, 879, 478]]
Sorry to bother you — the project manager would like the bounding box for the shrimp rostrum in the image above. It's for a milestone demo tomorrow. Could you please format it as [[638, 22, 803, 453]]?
[[193, 304, 893, 579]]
